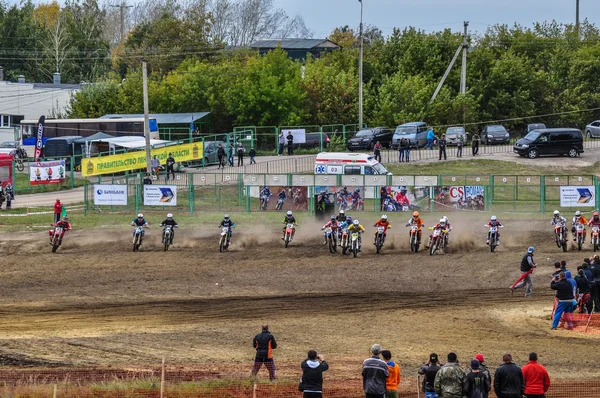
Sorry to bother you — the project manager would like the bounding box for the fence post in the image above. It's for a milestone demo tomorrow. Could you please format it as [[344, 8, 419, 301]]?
[[189, 181, 194, 215], [595, 176, 599, 211], [540, 176, 546, 213], [135, 184, 139, 213], [245, 186, 250, 213], [160, 356, 165, 398], [490, 175, 495, 203], [84, 182, 88, 215], [70, 156, 74, 188]]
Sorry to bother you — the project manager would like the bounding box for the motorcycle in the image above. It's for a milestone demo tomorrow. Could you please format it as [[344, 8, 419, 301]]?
[[592, 226, 600, 252], [487, 225, 503, 253], [283, 223, 295, 248], [50, 225, 64, 253], [428, 227, 448, 256], [275, 196, 285, 210], [162, 225, 175, 251], [407, 224, 420, 252], [323, 226, 337, 253], [350, 197, 364, 211], [13, 153, 25, 172], [374, 226, 386, 254], [351, 231, 361, 258], [219, 226, 231, 252], [340, 227, 350, 255], [260, 194, 270, 210], [337, 192, 350, 212], [554, 223, 568, 252], [575, 223, 586, 251], [132, 226, 144, 252]]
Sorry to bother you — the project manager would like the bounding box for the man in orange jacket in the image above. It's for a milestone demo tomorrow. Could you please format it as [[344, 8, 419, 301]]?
[[522, 352, 550, 398], [382, 350, 400, 398]]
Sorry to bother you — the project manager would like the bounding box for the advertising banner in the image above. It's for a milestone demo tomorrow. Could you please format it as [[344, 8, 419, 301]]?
[[434, 185, 484, 210], [282, 129, 306, 144], [94, 184, 128, 206], [258, 186, 308, 211], [29, 159, 66, 185], [144, 185, 177, 206], [560, 186, 595, 207], [82, 142, 203, 177], [34, 115, 45, 161]]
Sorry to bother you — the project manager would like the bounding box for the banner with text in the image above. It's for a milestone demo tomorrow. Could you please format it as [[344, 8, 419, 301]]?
[[144, 186, 177, 206], [94, 184, 128, 206], [82, 142, 203, 177], [560, 186, 595, 207], [29, 159, 66, 185]]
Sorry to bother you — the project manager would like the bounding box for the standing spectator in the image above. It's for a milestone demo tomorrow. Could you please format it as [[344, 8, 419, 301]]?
[[151, 155, 160, 177], [551, 272, 575, 330], [472, 134, 480, 156], [465, 359, 490, 398], [54, 198, 62, 223], [300, 349, 329, 398], [373, 141, 383, 163], [193, 126, 200, 137], [166, 153, 175, 181], [456, 135, 463, 158], [589, 256, 600, 312], [511, 246, 537, 297], [438, 135, 447, 161], [575, 267, 592, 314], [398, 139, 406, 162], [237, 143, 245, 167], [405, 139, 411, 162], [466, 354, 491, 384], [5, 183, 13, 209], [434, 352, 465, 398], [287, 131, 294, 155], [143, 173, 152, 185], [278, 132, 285, 156], [251, 325, 277, 380], [217, 144, 226, 169], [249, 147, 257, 164], [425, 128, 435, 150], [0, 188, 5, 209], [382, 350, 400, 398], [493, 353, 524, 398], [228, 143, 234, 166], [551, 262, 562, 317], [419, 353, 442, 398], [362, 344, 389, 398], [522, 352, 550, 398]]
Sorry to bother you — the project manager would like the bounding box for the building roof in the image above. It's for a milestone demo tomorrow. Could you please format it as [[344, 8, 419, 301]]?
[[249, 39, 339, 50], [99, 113, 210, 125], [0, 81, 79, 120]]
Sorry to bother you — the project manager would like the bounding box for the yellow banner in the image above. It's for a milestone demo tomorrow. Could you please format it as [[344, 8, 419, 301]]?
[[82, 142, 203, 176]]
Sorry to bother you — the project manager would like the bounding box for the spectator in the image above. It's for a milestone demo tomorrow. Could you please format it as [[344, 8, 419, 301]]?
[[278, 132, 285, 156], [434, 352, 465, 398], [151, 155, 160, 177], [472, 134, 480, 156], [438, 134, 447, 161], [54, 198, 62, 223], [522, 352, 550, 398], [193, 126, 200, 137], [249, 147, 257, 164], [466, 354, 491, 384], [5, 183, 13, 209], [404, 139, 411, 162], [300, 349, 329, 398], [589, 256, 600, 312], [382, 350, 400, 398], [511, 246, 536, 297], [143, 173, 152, 185], [251, 325, 277, 380], [456, 135, 463, 158], [237, 143, 245, 167], [166, 153, 175, 181], [419, 353, 441, 398], [217, 144, 226, 168], [560, 260, 569, 273], [550, 262, 562, 317], [465, 359, 491, 398], [425, 128, 435, 150], [374, 141, 383, 163], [0, 188, 5, 209], [575, 267, 592, 314], [551, 272, 574, 330], [228, 143, 234, 166], [362, 344, 389, 398], [287, 131, 294, 155], [493, 353, 524, 398], [398, 138, 406, 162]]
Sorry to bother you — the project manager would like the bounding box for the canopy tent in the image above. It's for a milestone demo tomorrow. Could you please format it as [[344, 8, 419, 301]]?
[[83, 136, 175, 156], [74, 132, 115, 157], [0, 154, 13, 187]]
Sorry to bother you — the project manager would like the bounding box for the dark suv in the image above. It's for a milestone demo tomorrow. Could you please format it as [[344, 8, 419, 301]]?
[[347, 127, 393, 150], [514, 128, 583, 158]]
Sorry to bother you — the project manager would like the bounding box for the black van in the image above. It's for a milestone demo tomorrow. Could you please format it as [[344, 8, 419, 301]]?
[[513, 128, 583, 159], [43, 136, 83, 169]]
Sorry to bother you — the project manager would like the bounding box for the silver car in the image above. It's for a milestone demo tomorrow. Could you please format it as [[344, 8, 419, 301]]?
[[445, 127, 466, 146], [585, 120, 600, 139]]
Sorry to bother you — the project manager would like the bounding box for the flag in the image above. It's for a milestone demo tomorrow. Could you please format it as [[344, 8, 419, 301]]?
[[190, 115, 194, 131], [61, 206, 67, 218], [34, 115, 45, 161]]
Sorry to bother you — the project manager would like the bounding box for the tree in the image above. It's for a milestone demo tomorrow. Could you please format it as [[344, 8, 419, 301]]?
[[34, 2, 71, 80]]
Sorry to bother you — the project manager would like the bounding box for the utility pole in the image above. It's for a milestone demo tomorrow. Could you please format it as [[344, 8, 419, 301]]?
[[111, 2, 133, 43], [142, 61, 152, 174], [575, 0, 580, 39], [460, 21, 469, 94], [358, 0, 364, 129]]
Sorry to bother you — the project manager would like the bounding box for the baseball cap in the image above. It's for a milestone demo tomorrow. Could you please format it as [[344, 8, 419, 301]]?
[[371, 344, 382, 355], [475, 354, 485, 363], [429, 353, 438, 362], [471, 359, 480, 369]]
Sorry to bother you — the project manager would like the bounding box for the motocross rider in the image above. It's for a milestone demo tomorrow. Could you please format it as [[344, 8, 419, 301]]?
[[373, 214, 392, 245], [130, 213, 149, 245], [551, 209, 567, 231], [49, 216, 71, 244], [572, 210, 589, 242], [395, 186, 411, 208], [441, 215, 452, 246], [427, 218, 448, 248], [277, 188, 287, 202], [406, 211, 425, 243], [282, 210, 297, 240], [322, 215, 339, 244], [486, 215, 502, 245], [336, 209, 347, 223], [219, 214, 236, 244], [347, 219, 365, 251], [159, 213, 178, 244], [587, 211, 600, 242], [260, 186, 272, 205], [351, 188, 362, 209]]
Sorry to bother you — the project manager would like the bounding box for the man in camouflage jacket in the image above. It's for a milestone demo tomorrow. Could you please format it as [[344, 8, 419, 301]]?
[[434, 352, 466, 398]]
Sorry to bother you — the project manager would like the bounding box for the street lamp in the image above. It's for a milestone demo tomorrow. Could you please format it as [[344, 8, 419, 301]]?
[[358, 0, 364, 129]]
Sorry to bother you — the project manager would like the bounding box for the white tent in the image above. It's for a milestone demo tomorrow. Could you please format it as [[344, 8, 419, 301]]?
[[84, 136, 176, 156]]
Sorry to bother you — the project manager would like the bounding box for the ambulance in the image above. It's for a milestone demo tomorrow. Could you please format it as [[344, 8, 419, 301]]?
[[314, 152, 391, 175]]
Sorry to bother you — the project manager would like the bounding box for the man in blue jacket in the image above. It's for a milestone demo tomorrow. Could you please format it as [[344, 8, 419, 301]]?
[[425, 128, 436, 150]]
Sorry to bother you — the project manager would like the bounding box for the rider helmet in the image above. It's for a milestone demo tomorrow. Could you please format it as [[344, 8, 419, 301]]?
[[400, 186, 407, 194], [575, 210, 581, 217], [287, 210, 293, 216], [491, 215, 497, 221], [137, 213, 144, 218], [528, 246, 535, 253], [339, 209, 345, 215], [413, 211, 420, 218], [346, 216, 352, 222], [330, 215, 336, 220], [553, 210, 560, 216], [442, 216, 449, 223], [167, 213, 173, 219], [224, 214, 230, 220], [355, 188, 360, 193], [381, 214, 388, 221], [353, 219, 359, 226], [264, 186, 269, 190], [62, 216, 69, 221], [594, 211, 599, 218], [439, 218, 446, 226]]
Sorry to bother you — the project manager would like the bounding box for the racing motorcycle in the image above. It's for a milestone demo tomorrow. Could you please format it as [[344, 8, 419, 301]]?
[[50, 225, 64, 253], [351, 231, 361, 258], [487, 224, 503, 253], [407, 224, 420, 252], [323, 226, 337, 253], [574, 223, 586, 251], [428, 227, 448, 256], [219, 226, 231, 252], [592, 226, 600, 252], [554, 222, 568, 252], [283, 223, 295, 248], [374, 226, 386, 254], [162, 225, 175, 252], [275, 196, 285, 210], [132, 226, 144, 252], [260, 194, 270, 210], [340, 227, 350, 255]]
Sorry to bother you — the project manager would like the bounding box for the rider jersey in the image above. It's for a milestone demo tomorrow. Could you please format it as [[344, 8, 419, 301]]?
[[408, 217, 425, 230], [573, 215, 589, 225], [351, 191, 361, 201], [323, 220, 339, 230], [277, 191, 286, 199], [348, 224, 365, 233], [220, 219, 235, 228], [431, 223, 447, 231], [132, 218, 147, 227], [54, 221, 71, 230], [160, 218, 178, 227], [588, 217, 600, 227], [395, 192, 410, 206], [487, 220, 502, 227], [260, 188, 272, 198], [283, 216, 296, 224], [552, 216, 567, 226], [374, 220, 391, 233], [336, 214, 347, 222]]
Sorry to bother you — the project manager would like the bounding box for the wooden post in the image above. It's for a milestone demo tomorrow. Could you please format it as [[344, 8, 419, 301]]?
[[416, 375, 421, 398], [253, 382, 257, 398], [53, 383, 57, 398], [160, 356, 165, 398]]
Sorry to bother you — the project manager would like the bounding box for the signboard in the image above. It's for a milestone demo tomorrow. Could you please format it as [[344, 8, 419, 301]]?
[[560, 186, 595, 207], [282, 129, 306, 144], [144, 185, 177, 206], [82, 142, 203, 177], [29, 159, 66, 185], [326, 165, 343, 174], [94, 184, 128, 206], [34, 115, 45, 161]]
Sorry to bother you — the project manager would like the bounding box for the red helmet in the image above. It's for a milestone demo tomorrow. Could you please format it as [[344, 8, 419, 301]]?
[[595, 211, 599, 217]]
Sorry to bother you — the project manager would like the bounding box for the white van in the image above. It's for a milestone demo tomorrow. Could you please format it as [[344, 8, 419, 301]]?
[[314, 152, 391, 175]]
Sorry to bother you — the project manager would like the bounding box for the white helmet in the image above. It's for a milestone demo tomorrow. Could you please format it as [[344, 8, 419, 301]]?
[[439, 218, 446, 226], [137, 213, 143, 218], [442, 216, 448, 222], [287, 210, 293, 216], [353, 219, 359, 226], [339, 209, 345, 215], [224, 214, 230, 220], [575, 211, 581, 216], [167, 213, 173, 218], [553, 210, 560, 216], [491, 215, 497, 221], [381, 214, 388, 221]]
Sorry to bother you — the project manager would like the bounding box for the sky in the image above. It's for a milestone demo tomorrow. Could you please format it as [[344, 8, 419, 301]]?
[[274, 0, 600, 38]]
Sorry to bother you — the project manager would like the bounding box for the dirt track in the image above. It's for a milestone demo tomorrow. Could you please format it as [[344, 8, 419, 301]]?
[[1, 216, 599, 379]]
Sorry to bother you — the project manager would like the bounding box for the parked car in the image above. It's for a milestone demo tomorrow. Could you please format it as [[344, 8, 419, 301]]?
[[286, 132, 330, 149], [0, 141, 28, 157], [513, 128, 583, 158], [346, 127, 393, 151], [522, 123, 546, 137], [445, 127, 467, 146], [480, 125, 510, 144], [585, 120, 600, 139], [391, 122, 428, 149], [182, 140, 226, 167]]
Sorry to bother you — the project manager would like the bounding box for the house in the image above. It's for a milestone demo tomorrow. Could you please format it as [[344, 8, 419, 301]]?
[[249, 39, 340, 61]]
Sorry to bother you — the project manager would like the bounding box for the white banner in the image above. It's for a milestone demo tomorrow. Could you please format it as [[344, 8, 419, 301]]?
[[282, 129, 306, 144], [144, 185, 177, 206], [94, 184, 128, 206], [29, 159, 66, 185], [560, 186, 595, 207]]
